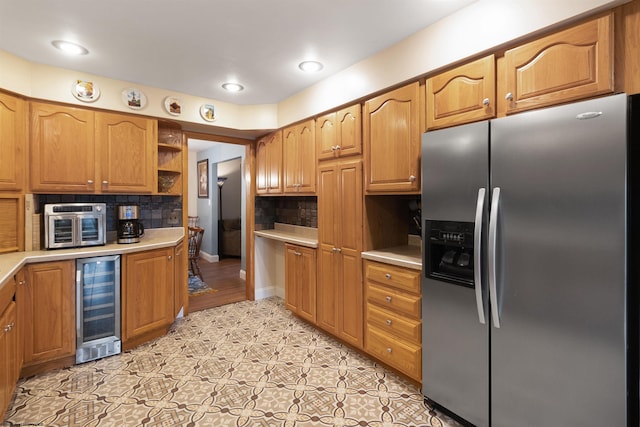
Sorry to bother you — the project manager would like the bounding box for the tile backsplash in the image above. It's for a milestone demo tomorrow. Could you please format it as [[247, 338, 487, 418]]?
[[36, 194, 183, 232], [255, 196, 317, 230]]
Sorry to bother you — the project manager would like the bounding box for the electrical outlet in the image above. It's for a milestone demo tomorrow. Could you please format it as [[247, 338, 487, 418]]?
[[167, 210, 180, 225]]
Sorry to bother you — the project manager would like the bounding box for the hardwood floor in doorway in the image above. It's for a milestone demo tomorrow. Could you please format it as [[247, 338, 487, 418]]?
[[189, 257, 246, 312]]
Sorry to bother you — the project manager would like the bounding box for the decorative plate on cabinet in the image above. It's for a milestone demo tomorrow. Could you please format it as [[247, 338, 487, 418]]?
[[200, 104, 216, 122], [164, 96, 182, 116], [121, 88, 147, 110], [71, 80, 100, 102]]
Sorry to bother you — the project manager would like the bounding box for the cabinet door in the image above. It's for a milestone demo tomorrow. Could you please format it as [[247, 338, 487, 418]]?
[[284, 245, 300, 313], [316, 112, 337, 161], [0, 300, 17, 420], [30, 102, 96, 193], [0, 193, 24, 254], [336, 161, 363, 347], [22, 261, 75, 364], [283, 120, 315, 193], [96, 112, 156, 193], [285, 244, 317, 323], [427, 55, 495, 130], [256, 131, 283, 194], [364, 82, 420, 193], [0, 93, 26, 191], [336, 104, 362, 158], [502, 13, 613, 115], [316, 165, 339, 332], [123, 248, 174, 341]]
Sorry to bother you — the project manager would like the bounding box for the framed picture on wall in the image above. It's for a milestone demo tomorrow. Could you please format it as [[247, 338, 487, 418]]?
[[197, 159, 209, 198]]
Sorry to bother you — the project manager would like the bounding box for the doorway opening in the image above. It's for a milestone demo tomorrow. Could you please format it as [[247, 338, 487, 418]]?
[[186, 137, 250, 312]]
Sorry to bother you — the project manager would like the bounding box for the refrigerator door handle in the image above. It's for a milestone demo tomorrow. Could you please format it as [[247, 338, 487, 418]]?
[[474, 187, 486, 324], [489, 187, 501, 328]]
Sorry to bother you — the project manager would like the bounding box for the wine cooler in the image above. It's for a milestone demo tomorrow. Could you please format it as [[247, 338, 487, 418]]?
[[76, 255, 121, 364]]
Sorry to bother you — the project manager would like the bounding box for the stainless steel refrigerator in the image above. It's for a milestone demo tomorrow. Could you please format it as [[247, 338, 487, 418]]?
[[421, 93, 639, 426]]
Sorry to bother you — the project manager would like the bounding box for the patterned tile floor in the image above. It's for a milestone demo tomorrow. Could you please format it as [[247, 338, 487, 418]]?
[[3, 297, 462, 427]]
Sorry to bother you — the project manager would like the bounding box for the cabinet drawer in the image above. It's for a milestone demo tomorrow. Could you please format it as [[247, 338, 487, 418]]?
[[367, 303, 421, 344], [365, 262, 421, 294], [367, 282, 421, 318], [365, 325, 421, 380]]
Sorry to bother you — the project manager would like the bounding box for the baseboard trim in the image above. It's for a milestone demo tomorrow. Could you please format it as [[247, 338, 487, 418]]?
[[255, 285, 284, 300], [199, 251, 219, 263]]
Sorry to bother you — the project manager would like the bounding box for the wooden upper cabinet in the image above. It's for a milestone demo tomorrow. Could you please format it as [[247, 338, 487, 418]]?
[[255, 130, 283, 194], [426, 55, 496, 130], [96, 112, 156, 193], [316, 104, 362, 161], [30, 102, 96, 193], [364, 82, 421, 194], [283, 119, 316, 194], [0, 92, 26, 192], [501, 13, 614, 115]]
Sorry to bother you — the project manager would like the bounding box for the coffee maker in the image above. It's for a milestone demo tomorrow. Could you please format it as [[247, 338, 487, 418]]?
[[117, 205, 144, 244]]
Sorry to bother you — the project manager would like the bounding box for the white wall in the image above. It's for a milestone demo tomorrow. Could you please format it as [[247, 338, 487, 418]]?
[[218, 158, 242, 221]]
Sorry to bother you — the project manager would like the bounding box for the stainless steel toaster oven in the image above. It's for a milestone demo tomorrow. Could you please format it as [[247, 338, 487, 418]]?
[[44, 203, 107, 249]]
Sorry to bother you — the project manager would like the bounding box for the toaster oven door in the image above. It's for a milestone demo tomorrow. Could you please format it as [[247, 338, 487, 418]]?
[[47, 214, 76, 248], [77, 214, 105, 246]]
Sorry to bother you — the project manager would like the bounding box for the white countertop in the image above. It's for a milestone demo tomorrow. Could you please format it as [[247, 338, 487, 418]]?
[[254, 223, 318, 248], [0, 227, 184, 290], [361, 241, 422, 271]]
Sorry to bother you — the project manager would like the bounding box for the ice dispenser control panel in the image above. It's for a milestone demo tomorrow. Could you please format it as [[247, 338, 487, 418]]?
[[425, 220, 475, 287]]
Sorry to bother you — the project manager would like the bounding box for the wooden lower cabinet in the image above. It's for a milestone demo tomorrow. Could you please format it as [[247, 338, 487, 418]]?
[[0, 276, 19, 420], [19, 261, 75, 367], [364, 260, 422, 381], [284, 244, 316, 323], [122, 248, 175, 345]]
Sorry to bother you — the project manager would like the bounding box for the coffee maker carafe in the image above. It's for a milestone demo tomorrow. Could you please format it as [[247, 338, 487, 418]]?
[[117, 205, 144, 244]]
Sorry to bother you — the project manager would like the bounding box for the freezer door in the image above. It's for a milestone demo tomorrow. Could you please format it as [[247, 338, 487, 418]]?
[[422, 122, 490, 427], [490, 94, 627, 426]]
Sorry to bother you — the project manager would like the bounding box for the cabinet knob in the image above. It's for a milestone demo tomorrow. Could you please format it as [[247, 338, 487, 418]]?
[[331, 146, 336, 151], [18, 280, 25, 286], [505, 92, 514, 101], [3, 322, 14, 332], [483, 98, 490, 106], [87, 179, 94, 185], [336, 248, 342, 253], [386, 348, 392, 354], [332, 247, 338, 253], [168, 255, 172, 260], [102, 180, 109, 185], [335, 145, 341, 151], [385, 296, 392, 303], [385, 273, 392, 279], [409, 175, 416, 182], [294, 251, 302, 256], [386, 319, 392, 326]]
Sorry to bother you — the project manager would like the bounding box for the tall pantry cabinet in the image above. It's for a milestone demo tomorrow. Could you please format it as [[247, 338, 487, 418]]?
[[316, 103, 364, 348]]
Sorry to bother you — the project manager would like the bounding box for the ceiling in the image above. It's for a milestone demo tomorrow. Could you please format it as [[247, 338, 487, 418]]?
[[0, 0, 476, 106]]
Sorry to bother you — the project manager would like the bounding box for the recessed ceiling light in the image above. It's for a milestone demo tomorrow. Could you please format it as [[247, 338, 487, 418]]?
[[298, 60, 324, 72], [51, 40, 89, 55], [222, 82, 244, 92]]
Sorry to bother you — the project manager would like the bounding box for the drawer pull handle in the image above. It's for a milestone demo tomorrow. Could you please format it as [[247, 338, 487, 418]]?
[[386, 319, 392, 326], [386, 348, 392, 354], [385, 296, 392, 303], [385, 273, 392, 279]]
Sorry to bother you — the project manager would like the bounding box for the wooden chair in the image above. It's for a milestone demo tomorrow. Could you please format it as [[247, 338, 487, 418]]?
[[188, 216, 199, 227], [188, 226, 205, 279]]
